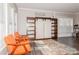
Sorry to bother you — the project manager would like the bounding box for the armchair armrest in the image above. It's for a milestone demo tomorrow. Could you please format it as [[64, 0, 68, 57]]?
[[7, 43, 20, 46], [7, 42, 29, 46]]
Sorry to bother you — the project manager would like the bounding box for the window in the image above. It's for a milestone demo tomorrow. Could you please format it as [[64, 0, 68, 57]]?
[[58, 17, 73, 37], [0, 3, 6, 51]]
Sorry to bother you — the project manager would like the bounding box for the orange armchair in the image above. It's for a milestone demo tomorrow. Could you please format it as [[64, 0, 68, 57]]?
[[4, 34, 32, 55]]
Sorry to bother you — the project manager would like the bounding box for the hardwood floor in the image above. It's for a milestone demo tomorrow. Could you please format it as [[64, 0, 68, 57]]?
[[58, 37, 79, 55], [29, 37, 79, 55], [58, 37, 79, 51]]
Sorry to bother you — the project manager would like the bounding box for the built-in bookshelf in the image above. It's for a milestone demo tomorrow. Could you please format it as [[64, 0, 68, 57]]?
[[27, 17, 58, 40], [51, 18, 58, 39], [27, 17, 36, 39]]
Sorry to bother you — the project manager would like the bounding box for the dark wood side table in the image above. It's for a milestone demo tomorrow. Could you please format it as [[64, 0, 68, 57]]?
[[76, 32, 79, 39]]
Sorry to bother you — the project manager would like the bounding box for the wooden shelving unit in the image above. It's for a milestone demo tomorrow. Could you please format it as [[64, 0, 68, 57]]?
[[51, 18, 58, 39], [27, 17, 36, 39], [27, 17, 58, 40]]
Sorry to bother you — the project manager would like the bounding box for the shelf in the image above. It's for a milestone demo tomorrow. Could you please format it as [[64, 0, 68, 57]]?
[[51, 34, 57, 37], [51, 28, 57, 32], [51, 18, 57, 39], [51, 22, 57, 24], [51, 32, 57, 34], [51, 37, 57, 39], [27, 33, 35, 35], [27, 30, 35, 31], [28, 26, 35, 27], [28, 22, 35, 23], [52, 25, 57, 27], [27, 17, 36, 40]]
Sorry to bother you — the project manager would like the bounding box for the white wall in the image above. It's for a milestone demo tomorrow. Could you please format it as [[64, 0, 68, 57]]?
[[74, 13, 79, 25], [17, 8, 52, 35], [17, 8, 75, 37]]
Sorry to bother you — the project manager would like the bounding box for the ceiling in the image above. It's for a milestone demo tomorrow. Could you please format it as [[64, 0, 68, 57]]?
[[16, 3, 79, 13]]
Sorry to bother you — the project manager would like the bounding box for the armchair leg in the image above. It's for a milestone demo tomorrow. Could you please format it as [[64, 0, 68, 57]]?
[[23, 45, 29, 54], [8, 46, 18, 55]]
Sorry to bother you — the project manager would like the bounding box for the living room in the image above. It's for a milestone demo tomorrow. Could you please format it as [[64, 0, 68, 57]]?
[[0, 3, 79, 55]]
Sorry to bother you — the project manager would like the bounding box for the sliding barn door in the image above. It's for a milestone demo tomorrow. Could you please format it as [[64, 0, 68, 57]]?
[[44, 19, 51, 38], [36, 19, 51, 39], [36, 19, 44, 39]]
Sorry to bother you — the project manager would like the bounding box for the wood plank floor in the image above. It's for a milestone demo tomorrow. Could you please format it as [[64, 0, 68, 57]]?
[[58, 37, 79, 51], [58, 37, 79, 55], [29, 37, 79, 55]]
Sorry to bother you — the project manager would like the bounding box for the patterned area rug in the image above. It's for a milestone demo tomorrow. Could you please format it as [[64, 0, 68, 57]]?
[[30, 39, 79, 55]]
